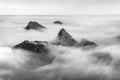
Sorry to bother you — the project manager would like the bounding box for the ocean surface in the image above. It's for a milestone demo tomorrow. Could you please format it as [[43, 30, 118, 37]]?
[[0, 15, 120, 80]]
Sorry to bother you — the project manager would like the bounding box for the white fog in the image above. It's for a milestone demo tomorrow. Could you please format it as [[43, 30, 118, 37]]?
[[0, 16, 120, 80]]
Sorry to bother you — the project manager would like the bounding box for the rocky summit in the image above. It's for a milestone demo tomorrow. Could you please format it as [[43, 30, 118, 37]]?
[[52, 28, 78, 46], [77, 39, 97, 47], [52, 28, 97, 48], [14, 40, 49, 54], [53, 21, 63, 24], [25, 21, 46, 30], [14, 40, 54, 67]]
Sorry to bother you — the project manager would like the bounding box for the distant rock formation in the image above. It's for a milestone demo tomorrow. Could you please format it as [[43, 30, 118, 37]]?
[[14, 40, 54, 67], [53, 21, 63, 24], [14, 40, 49, 54], [52, 28, 78, 46], [77, 39, 97, 48], [25, 21, 46, 30], [91, 52, 113, 65], [52, 28, 97, 48]]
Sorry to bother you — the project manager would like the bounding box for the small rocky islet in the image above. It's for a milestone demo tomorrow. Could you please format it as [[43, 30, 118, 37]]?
[[25, 21, 46, 30], [14, 40, 49, 54], [53, 21, 63, 25]]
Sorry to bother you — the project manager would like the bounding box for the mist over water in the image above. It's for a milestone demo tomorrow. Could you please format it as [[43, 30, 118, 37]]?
[[0, 16, 120, 80]]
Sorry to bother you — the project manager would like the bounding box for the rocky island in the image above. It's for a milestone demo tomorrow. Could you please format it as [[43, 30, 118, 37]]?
[[25, 21, 46, 30], [52, 28, 97, 48]]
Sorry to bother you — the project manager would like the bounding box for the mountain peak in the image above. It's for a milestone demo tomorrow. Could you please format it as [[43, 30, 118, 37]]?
[[53, 28, 77, 46], [54, 21, 63, 24], [14, 40, 49, 53], [58, 28, 68, 37], [25, 21, 46, 30], [14, 40, 54, 67]]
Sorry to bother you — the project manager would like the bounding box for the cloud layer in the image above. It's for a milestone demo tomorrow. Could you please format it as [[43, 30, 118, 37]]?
[[0, 15, 120, 80]]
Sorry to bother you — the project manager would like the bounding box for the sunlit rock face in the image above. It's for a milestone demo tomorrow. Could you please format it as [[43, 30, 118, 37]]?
[[13, 40, 54, 68], [53, 21, 63, 25], [25, 21, 46, 30]]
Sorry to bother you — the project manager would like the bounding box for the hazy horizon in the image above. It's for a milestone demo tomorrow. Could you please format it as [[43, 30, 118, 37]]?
[[0, 0, 120, 15]]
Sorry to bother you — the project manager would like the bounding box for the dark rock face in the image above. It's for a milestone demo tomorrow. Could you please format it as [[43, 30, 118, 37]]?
[[14, 40, 54, 68], [52, 28, 78, 46], [77, 39, 97, 47], [25, 21, 46, 30], [91, 52, 113, 65], [54, 21, 63, 24], [14, 40, 49, 54], [52, 28, 97, 48]]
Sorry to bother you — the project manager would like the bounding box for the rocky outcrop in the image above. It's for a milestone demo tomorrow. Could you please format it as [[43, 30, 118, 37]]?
[[52, 28, 97, 48], [77, 39, 97, 47], [25, 21, 46, 30], [14, 40, 49, 54], [14, 40, 54, 68], [54, 21, 63, 24], [52, 28, 78, 46]]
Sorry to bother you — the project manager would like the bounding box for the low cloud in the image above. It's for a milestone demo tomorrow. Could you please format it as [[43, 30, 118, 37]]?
[[1, 44, 120, 80], [0, 16, 120, 80]]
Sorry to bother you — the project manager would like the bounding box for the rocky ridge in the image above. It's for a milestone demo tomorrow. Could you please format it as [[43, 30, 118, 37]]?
[[25, 21, 46, 30]]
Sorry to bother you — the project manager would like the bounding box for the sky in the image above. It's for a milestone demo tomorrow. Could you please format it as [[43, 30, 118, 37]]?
[[0, 0, 120, 15]]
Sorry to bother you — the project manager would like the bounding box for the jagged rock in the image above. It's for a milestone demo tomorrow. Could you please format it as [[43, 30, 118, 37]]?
[[91, 52, 113, 65], [51, 28, 97, 48], [25, 21, 46, 30], [14, 40, 54, 68], [77, 39, 97, 47], [52, 28, 78, 46], [54, 21, 63, 24], [14, 40, 49, 54]]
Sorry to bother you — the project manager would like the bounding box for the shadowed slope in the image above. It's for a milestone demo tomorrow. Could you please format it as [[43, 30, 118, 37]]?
[[14, 40, 49, 54], [25, 21, 46, 30], [52, 28, 78, 46], [13, 40, 54, 68], [52, 28, 97, 48]]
